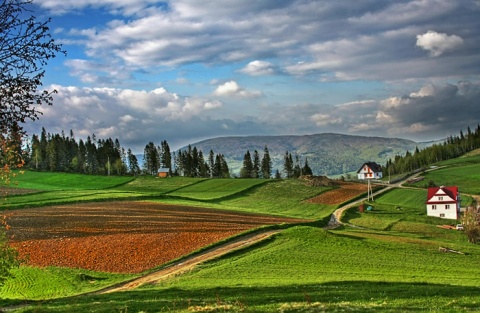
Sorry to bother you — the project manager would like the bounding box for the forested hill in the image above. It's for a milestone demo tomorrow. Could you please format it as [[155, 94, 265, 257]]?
[[184, 133, 432, 176]]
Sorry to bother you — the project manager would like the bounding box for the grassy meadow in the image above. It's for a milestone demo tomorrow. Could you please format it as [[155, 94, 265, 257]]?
[[1, 153, 480, 312], [412, 153, 480, 195]]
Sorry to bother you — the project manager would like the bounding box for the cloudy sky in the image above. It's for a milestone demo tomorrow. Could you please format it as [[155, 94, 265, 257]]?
[[25, 0, 480, 152]]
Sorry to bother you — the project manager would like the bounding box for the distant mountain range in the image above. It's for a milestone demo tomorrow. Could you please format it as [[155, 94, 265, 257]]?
[[181, 133, 438, 177]]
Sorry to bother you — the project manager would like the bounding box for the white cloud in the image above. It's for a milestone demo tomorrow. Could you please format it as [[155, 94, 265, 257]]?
[[36, 0, 162, 16], [310, 113, 342, 127], [213, 81, 262, 98], [350, 0, 457, 26], [42, 0, 479, 85], [416, 30, 464, 57], [240, 60, 276, 76]]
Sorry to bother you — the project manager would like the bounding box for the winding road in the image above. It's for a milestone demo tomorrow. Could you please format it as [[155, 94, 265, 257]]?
[[99, 172, 427, 293]]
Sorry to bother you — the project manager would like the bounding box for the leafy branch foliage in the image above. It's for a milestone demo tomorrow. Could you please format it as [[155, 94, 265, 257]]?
[[0, 0, 65, 130], [1, 0, 65, 287]]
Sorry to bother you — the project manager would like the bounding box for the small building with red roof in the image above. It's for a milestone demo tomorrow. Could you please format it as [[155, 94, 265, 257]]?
[[426, 186, 460, 220]]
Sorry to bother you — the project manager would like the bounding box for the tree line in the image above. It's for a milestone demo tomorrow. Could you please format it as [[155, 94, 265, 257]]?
[[239, 147, 313, 179], [22, 128, 231, 178], [24, 129, 317, 180], [383, 125, 480, 175], [27, 128, 137, 175]]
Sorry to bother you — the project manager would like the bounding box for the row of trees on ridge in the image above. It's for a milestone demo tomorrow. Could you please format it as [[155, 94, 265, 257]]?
[[384, 125, 480, 175]]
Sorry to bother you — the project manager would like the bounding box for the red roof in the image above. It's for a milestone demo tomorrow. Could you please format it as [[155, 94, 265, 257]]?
[[426, 186, 458, 204]]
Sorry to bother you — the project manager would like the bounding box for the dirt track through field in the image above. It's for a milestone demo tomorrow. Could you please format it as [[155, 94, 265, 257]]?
[[100, 230, 281, 293]]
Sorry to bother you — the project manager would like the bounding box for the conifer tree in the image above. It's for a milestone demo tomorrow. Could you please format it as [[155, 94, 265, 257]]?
[[240, 150, 253, 178], [261, 145, 272, 179], [252, 150, 260, 178]]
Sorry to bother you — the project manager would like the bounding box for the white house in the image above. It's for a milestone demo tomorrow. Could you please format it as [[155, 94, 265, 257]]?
[[426, 186, 460, 220], [357, 162, 383, 180]]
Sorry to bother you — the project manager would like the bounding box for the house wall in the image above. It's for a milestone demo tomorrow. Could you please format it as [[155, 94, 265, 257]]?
[[357, 167, 383, 180], [426, 204, 458, 219]]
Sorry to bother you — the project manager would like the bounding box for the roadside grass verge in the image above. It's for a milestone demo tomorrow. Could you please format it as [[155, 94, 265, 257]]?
[[7, 225, 480, 312]]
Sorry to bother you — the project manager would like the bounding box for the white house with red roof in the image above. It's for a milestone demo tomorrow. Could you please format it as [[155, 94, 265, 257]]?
[[357, 162, 383, 180], [426, 186, 460, 220]]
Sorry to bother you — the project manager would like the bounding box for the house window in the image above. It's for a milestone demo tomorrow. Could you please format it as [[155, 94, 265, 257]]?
[[445, 204, 450, 210], [432, 205, 436, 210], [438, 197, 443, 200], [440, 213, 445, 218]]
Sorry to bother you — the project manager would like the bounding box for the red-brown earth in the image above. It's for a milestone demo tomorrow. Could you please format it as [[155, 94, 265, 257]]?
[[7, 201, 308, 273], [305, 181, 368, 205]]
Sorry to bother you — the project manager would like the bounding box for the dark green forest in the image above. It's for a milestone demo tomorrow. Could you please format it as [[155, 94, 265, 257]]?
[[383, 124, 480, 175], [24, 128, 229, 178]]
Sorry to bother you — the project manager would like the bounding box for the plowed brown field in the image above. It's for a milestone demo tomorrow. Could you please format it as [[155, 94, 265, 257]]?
[[7, 201, 307, 273], [306, 182, 367, 205]]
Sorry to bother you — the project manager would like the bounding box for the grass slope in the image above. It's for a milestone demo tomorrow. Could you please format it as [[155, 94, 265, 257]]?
[[0, 267, 134, 301], [5, 171, 134, 191]]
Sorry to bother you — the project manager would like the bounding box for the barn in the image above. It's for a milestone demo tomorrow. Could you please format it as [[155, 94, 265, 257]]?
[[157, 168, 170, 178]]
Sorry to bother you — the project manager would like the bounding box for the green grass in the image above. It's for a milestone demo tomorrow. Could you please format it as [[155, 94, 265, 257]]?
[[166, 178, 268, 200], [414, 164, 480, 194], [342, 188, 468, 233], [216, 179, 335, 219], [0, 266, 135, 301], [117, 176, 202, 194], [5, 171, 134, 191]]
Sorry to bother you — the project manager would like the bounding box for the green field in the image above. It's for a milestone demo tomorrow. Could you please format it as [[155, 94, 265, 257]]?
[[1, 153, 480, 312], [415, 165, 480, 195]]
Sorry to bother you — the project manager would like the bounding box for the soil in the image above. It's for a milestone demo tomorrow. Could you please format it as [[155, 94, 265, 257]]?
[[7, 201, 308, 274], [305, 181, 368, 205], [0, 186, 38, 196]]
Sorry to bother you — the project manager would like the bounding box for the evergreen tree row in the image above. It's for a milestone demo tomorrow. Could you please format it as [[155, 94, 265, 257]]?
[[25, 129, 231, 178], [239, 146, 272, 178], [27, 128, 136, 175], [175, 145, 229, 178], [384, 125, 480, 175], [283, 151, 313, 178]]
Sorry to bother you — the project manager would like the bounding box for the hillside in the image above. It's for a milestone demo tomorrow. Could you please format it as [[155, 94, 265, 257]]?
[[182, 133, 430, 176]]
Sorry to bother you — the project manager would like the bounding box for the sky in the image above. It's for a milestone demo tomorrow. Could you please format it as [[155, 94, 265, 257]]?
[[23, 0, 480, 152]]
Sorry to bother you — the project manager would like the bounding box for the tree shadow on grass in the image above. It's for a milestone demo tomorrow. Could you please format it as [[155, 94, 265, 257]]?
[[7, 281, 480, 312]]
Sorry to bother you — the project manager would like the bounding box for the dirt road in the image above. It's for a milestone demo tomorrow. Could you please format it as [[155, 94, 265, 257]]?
[[99, 229, 281, 293]]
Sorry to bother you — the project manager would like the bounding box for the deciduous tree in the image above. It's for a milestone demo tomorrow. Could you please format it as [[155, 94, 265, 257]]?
[[462, 203, 480, 244], [0, 0, 64, 286]]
